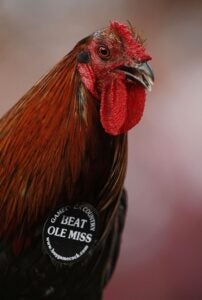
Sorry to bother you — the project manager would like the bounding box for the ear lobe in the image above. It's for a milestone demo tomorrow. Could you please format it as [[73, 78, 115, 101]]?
[[77, 63, 97, 97], [77, 51, 90, 64]]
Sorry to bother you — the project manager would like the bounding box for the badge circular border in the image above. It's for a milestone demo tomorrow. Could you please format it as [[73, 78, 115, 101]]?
[[42, 203, 99, 265]]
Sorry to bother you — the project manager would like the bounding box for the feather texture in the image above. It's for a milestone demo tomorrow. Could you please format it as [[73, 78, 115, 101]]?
[[0, 21, 153, 298], [0, 38, 127, 251]]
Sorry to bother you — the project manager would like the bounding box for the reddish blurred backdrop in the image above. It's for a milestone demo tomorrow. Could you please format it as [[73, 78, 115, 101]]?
[[0, 0, 202, 299]]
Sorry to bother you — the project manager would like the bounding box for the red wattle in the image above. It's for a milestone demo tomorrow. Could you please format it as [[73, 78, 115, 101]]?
[[100, 77, 127, 135], [101, 79, 146, 135], [120, 83, 146, 133]]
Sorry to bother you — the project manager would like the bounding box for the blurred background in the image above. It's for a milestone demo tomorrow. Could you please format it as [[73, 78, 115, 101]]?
[[0, 0, 202, 299]]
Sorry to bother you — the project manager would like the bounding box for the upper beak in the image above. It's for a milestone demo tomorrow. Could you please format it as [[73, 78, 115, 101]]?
[[117, 62, 154, 91]]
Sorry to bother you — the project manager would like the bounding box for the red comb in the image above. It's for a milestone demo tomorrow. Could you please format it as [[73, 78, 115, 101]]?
[[110, 21, 151, 61]]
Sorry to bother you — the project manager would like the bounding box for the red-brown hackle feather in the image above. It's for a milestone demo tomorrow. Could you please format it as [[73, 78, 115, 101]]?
[[0, 42, 89, 240], [0, 36, 127, 254]]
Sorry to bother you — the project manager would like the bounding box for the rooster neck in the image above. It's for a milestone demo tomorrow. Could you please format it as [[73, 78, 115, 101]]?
[[0, 53, 127, 243], [65, 83, 128, 209]]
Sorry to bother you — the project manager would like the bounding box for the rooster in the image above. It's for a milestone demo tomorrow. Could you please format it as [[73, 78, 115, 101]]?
[[0, 21, 154, 299]]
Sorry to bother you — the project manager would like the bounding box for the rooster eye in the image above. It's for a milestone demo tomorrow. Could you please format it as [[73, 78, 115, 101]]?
[[98, 45, 110, 60]]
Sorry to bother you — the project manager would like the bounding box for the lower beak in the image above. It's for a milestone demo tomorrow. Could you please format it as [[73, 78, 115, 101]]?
[[117, 62, 154, 91]]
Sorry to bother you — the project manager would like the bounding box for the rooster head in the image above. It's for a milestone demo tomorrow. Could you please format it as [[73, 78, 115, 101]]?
[[77, 21, 154, 135]]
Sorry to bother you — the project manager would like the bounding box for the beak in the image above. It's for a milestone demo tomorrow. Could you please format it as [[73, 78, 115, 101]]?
[[117, 62, 154, 91]]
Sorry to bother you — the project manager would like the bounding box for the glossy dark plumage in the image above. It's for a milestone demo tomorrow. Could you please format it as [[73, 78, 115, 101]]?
[[0, 190, 127, 300]]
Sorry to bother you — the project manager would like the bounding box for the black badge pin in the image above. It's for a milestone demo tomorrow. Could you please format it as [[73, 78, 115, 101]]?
[[43, 204, 99, 264]]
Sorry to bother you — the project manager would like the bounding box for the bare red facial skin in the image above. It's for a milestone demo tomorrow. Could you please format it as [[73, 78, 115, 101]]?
[[77, 21, 152, 135]]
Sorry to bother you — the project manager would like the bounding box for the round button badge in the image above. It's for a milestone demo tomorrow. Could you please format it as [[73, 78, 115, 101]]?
[[43, 204, 99, 264]]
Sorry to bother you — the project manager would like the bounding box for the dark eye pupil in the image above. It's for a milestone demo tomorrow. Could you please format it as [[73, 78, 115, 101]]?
[[98, 46, 110, 58], [100, 48, 108, 55]]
